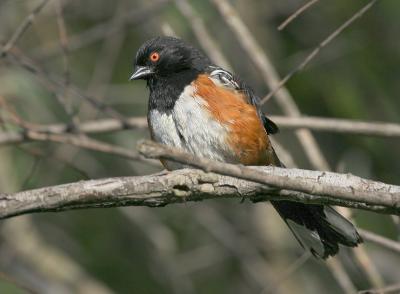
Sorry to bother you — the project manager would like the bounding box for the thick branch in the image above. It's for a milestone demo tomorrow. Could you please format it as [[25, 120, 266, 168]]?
[[1, 144, 400, 219], [138, 141, 400, 214], [0, 169, 267, 219], [0, 168, 396, 220]]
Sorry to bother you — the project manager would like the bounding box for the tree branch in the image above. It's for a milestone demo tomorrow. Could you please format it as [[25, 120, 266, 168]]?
[[2, 115, 400, 146], [271, 115, 400, 137], [1, 141, 400, 220], [138, 141, 400, 213]]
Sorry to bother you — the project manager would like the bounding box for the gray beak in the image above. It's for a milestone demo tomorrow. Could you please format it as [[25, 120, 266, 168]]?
[[129, 66, 154, 80]]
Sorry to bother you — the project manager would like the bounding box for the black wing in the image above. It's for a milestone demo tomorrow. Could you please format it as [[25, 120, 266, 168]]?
[[207, 66, 279, 135]]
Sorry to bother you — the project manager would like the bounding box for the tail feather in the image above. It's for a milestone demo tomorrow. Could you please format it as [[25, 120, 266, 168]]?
[[265, 142, 361, 258], [272, 201, 362, 259]]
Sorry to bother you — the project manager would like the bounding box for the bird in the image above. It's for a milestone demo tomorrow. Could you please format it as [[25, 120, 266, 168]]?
[[130, 36, 362, 259]]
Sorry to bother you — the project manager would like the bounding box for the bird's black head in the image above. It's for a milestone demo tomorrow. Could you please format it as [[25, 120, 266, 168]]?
[[130, 36, 210, 81]]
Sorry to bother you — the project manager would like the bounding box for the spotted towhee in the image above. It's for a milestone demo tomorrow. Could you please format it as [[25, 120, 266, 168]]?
[[130, 36, 361, 258]]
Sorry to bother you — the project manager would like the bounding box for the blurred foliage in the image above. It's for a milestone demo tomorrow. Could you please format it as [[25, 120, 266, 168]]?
[[0, 0, 400, 293]]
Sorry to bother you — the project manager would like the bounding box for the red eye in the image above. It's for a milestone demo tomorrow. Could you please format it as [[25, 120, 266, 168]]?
[[150, 52, 160, 62]]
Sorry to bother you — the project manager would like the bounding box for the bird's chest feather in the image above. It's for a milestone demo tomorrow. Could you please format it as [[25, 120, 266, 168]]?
[[148, 85, 232, 166], [148, 76, 273, 169]]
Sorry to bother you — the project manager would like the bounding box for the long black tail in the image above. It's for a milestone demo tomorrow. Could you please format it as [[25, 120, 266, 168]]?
[[272, 201, 362, 259], [261, 135, 362, 258]]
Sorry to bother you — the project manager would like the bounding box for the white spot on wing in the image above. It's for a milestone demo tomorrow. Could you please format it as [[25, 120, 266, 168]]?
[[208, 68, 239, 90]]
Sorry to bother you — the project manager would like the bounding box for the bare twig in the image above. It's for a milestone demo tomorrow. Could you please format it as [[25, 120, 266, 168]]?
[[392, 216, 400, 238], [0, 0, 50, 57], [4, 113, 400, 147], [23, 130, 159, 167], [174, 0, 231, 70], [359, 229, 400, 254], [278, 0, 319, 31], [326, 258, 357, 294], [120, 208, 195, 293], [18, 145, 90, 179], [36, 0, 170, 59], [2, 217, 113, 294], [192, 206, 278, 291], [352, 246, 385, 289], [54, 0, 80, 126], [54, 0, 69, 84], [6, 49, 129, 123], [0, 97, 154, 166], [85, 2, 127, 101], [261, 252, 311, 294], [271, 115, 400, 137], [0, 116, 147, 145], [358, 283, 400, 294], [262, 0, 379, 103]]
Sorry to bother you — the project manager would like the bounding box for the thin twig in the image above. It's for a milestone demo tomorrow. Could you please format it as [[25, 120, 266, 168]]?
[[326, 258, 358, 294], [120, 208, 196, 293], [358, 283, 400, 294], [271, 115, 400, 137], [174, 0, 231, 70], [352, 246, 385, 288], [6, 49, 129, 123], [0, 97, 153, 166], [54, 0, 80, 126], [23, 130, 159, 167], [359, 229, 400, 254], [18, 145, 90, 179], [261, 0, 379, 104], [261, 252, 311, 294], [192, 206, 278, 291], [278, 0, 319, 31], [2, 217, 113, 294], [0, 116, 147, 145], [20, 155, 42, 189], [36, 0, 170, 59], [0, 0, 50, 57], [85, 2, 127, 101], [3, 113, 400, 147]]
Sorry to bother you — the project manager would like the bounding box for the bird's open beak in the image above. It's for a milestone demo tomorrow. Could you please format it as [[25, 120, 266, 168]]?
[[129, 66, 154, 80]]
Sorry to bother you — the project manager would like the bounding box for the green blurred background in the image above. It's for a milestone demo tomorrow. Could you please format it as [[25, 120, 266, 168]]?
[[0, 0, 399, 293]]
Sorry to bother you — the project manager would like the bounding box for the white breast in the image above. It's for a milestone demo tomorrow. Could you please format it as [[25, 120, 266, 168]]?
[[148, 84, 232, 169]]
